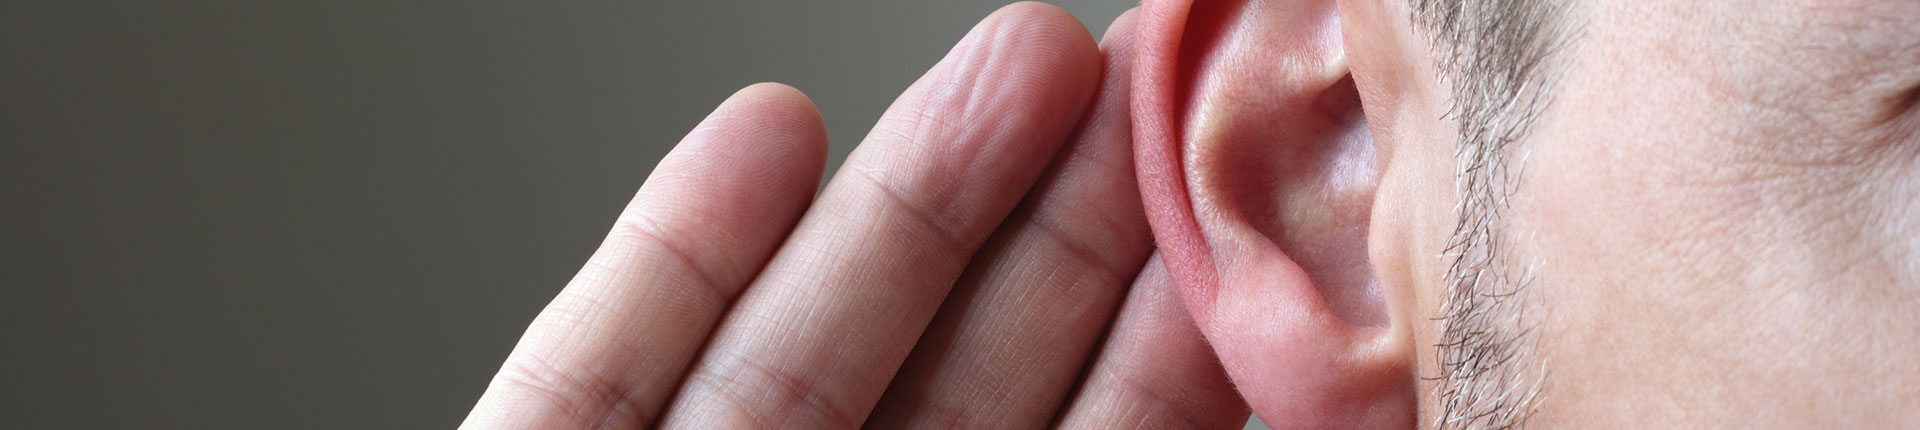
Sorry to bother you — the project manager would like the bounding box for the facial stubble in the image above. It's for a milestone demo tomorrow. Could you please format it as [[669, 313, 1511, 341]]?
[[1408, 0, 1579, 428]]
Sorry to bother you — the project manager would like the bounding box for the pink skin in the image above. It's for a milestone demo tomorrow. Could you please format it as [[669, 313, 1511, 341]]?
[[1134, 0, 1414, 428], [1135, 0, 1920, 427], [466, 4, 1255, 429]]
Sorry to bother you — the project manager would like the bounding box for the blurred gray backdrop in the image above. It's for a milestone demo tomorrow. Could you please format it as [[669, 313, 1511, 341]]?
[[0, 1, 1272, 428]]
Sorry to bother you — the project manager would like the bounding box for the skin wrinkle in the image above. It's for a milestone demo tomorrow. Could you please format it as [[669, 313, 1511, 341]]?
[[1405, 0, 1581, 427]]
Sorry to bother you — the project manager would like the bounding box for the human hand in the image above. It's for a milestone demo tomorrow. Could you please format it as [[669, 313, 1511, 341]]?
[[462, 4, 1249, 428]]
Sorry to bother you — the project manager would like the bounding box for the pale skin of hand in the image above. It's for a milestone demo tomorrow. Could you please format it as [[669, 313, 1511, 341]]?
[[462, 4, 1249, 429]]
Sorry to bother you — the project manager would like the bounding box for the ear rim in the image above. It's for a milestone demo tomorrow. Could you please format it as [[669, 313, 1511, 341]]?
[[1132, 0, 1222, 319], [1130, 0, 1420, 427]]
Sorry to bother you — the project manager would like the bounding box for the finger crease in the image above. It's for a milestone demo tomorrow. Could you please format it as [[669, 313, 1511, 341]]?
[[608, 212, 731, 307], [847, 167, 972, 259], [496, 351, 648, 429]]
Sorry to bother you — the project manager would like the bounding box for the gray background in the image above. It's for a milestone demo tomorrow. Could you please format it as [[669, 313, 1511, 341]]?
[[1, 1, 1270, 428]]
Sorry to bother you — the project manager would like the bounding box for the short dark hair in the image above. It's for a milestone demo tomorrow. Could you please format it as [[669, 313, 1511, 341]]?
[[1408, 0, 1580, 428]]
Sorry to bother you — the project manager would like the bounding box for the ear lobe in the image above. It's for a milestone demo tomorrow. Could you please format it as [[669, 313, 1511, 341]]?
[[1133, 0, 1415, 427]]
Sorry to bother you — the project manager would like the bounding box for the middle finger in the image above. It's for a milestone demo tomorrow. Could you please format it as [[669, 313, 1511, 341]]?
[[658, 3, 1103, 428], [864, 9, 1150, 429]]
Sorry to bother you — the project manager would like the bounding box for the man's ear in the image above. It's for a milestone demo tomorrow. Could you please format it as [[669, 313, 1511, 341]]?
[[1132, 0, 1415, 427]]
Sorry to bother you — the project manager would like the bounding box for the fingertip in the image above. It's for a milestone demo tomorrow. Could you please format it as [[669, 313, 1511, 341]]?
[[724, 82, 829, 147], [645, 83, 829, 233], [860, 0, 1105, 182], [993, 1, 1088, 37], [980, 1, 1103, 88], [734, 81, 805, 97], [727, 82, 818, 122], [1103, 8, 1142, 45], [696, 83, 830, 178]]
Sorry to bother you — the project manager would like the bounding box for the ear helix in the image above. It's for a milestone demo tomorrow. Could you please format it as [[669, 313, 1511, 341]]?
[[1132, 0, 1416, 427]]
